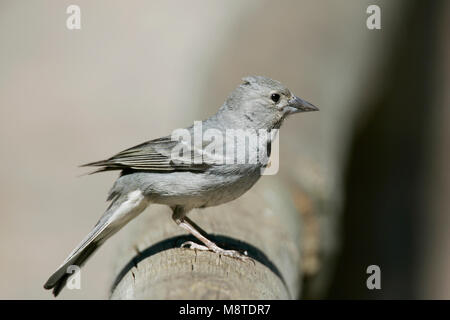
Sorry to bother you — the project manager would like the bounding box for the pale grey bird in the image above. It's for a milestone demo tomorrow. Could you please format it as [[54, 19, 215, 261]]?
[[44, 75, 318, 296]]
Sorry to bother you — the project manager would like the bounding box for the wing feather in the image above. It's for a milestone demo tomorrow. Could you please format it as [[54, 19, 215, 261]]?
[[82, 136, 209, 173]]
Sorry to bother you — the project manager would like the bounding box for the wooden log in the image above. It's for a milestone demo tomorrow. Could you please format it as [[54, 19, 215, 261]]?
[[110, 177, 304, 299]]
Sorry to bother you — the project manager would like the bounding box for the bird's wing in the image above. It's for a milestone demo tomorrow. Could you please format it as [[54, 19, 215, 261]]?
[[82, 136, 209, 174]]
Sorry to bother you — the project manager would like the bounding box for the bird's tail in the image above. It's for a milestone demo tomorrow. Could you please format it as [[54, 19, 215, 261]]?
[[44, 190, 148, 297], [43, 217, 112, 296]]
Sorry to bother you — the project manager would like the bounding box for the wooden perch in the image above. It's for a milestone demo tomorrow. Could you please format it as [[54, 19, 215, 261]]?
[[110, 177, 305, 299]]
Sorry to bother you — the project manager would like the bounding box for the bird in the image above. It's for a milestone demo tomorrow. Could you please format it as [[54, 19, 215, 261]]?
[[43, 75, 318, 296]]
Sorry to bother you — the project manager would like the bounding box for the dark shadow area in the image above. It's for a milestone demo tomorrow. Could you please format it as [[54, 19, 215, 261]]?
[[111, 234, 289, 297], [327, 1, 443, 299]]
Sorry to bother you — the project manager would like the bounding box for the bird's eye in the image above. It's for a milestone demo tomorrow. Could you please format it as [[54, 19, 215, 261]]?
[[271, 93, 280, 103]]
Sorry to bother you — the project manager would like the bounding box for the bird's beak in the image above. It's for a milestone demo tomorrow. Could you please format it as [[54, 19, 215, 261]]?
[[285, 95, 319, 114]]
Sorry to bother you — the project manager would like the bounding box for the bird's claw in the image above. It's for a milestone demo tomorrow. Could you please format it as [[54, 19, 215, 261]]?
[[181, 241, 209, 251], [181, 241, 253, 263], [217, 248, 252, 262]]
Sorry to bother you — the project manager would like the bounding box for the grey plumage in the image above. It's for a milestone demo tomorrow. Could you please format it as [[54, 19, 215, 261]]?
[[43, 76, 318, 296]]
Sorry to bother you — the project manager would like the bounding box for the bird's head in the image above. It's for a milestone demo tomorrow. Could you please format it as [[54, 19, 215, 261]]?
[[219, 75, 318, 130]]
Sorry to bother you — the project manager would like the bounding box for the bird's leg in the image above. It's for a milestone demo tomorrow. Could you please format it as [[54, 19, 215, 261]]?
[[179, 218, 250, 261], [172, 207, 250, 261]]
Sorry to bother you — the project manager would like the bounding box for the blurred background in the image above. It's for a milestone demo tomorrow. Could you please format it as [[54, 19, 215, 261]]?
[[0, 0, 448, 299]]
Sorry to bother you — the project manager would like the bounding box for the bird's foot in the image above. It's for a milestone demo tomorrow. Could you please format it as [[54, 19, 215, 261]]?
[[181, 241, 210, 251], [181, 241, 252, 262]]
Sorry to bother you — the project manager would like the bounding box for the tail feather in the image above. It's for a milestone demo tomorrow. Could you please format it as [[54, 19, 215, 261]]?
[[45, 241, 99, 296], [44, 189, 148, 297], [43, 220, 109, 296]]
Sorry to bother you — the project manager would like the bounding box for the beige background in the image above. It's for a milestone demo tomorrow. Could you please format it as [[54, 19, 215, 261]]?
[[1, 1, 448, 299]]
